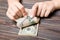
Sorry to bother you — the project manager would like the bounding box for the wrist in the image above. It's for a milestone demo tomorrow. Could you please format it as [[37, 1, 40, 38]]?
[[52, 0, 60, 9], [7, 0, 19, 6]]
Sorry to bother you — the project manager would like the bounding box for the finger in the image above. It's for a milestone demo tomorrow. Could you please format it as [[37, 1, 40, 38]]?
[[37, 3, 43, 16], [11, 6, 23, 18], [7, 7, 17, 16], [40, 4, 46, 17], [31, 3, 38, 17], [7, 9, 19, 20], [16, 11, 23, 18], [6, 12, 16, 21], [45, 7, 52, 17], [16, 3, 27, 16]]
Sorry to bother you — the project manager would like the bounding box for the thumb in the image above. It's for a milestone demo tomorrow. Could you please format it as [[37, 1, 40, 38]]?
[[31, 3, 38, 17]]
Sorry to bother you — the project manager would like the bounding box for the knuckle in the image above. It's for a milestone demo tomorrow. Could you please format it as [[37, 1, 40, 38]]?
[[35, 3, 38, 5], [11, 16, 15, 20], [13, 14, 16, 17], [11, 17, 15, 20], [33, 3, 38, 8], [35, 3, 38, 4], [12, 12, 17, 16], [13, 14, 17, 18], [15, 10, 18, 14]]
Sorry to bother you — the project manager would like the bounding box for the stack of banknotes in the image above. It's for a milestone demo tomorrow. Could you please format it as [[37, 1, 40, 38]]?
[[16, 8, 40, 36]]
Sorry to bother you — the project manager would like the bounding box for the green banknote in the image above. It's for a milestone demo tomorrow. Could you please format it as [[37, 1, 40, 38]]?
[[18, 24, 39, 36], [16, 8, 40, 36]]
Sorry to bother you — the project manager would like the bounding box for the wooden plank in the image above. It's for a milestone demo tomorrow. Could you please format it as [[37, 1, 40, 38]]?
[[0, 0, 60, 40]]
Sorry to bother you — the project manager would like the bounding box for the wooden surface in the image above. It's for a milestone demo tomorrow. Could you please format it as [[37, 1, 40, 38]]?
[[0, 0, 60, 40]]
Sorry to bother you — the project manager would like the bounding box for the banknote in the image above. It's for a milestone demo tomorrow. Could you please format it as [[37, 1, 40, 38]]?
[[16, 16, 39, 28], [16, 8, 40, 28], [18, 24, 39, 36], [16, 16, 39, 36], [16, 8, 40, 36]]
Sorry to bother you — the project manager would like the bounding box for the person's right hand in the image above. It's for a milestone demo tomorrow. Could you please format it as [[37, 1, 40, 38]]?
[[6, 1, 27, 21]]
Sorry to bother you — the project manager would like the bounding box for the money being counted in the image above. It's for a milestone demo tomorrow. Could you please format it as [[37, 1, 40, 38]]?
[[16, 16, 40, 28], [18, 24, 39, 36], [16, 8, 40, 36]]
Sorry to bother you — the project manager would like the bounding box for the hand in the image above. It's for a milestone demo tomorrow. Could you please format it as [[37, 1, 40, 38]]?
[[6, 1, 27, 21], [31, 1, 56, 17]]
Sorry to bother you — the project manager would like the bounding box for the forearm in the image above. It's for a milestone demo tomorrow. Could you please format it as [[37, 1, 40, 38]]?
[[52, 0, 60, 9]]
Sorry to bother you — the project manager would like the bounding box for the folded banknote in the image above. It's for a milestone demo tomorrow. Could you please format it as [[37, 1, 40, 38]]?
[[16, 8, 40, 36]]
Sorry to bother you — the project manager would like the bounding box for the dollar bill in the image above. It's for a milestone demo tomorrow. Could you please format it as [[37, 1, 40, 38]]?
[[16, 8, 40, 36], [16, 16, 39, 28], [18, 24, 39, 36]]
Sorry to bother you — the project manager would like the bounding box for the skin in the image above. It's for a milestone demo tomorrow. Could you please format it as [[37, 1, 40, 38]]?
[[6, 0, 60, 21], [6, 0, 27, 21], [31, 0, 60, 17]]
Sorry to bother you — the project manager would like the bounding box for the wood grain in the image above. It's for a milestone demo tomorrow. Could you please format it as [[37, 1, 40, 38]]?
[[0, 0, 60, 40]]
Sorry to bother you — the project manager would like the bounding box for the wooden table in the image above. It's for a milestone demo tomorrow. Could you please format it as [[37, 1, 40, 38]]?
[[0, 0, 60, 40]]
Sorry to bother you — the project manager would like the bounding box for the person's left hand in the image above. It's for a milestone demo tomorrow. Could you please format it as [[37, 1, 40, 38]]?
[[31, 1, 56, 17]]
